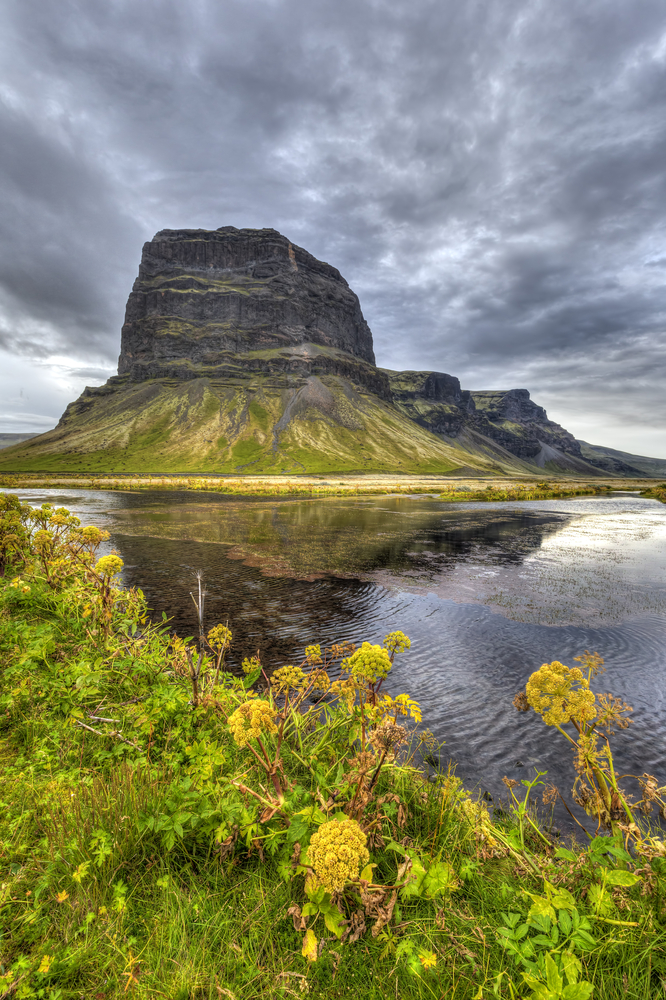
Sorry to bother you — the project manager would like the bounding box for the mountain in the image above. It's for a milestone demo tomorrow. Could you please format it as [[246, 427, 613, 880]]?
[[0, 226, 658, 478], [385, 373, 609, 476], [0, 228, 505, 476], [578, 441, 666, 479]]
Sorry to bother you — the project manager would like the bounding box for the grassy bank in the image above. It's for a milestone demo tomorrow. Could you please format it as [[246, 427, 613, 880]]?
[[0, 472, 654, 502], [1, 496, 666, 999]]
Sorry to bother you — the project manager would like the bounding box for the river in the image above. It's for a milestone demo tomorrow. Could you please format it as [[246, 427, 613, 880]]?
[[6, 486, 666, 835]]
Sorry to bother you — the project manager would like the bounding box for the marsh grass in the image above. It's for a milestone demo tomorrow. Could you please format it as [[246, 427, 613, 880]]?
[[1, 495, 666, 999]]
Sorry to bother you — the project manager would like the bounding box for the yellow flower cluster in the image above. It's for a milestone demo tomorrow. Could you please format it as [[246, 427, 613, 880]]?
[[304, 644, 322, 664], [526, 660, 597, 726], [9, 576, 31, 595], [207, 624, 232, 652], [343, 642, 392, 684], [241, 655, 261, 676], [308, 818, 370, 893], [271, 665, 307, 693], [94, 554, 124, 579], [383, 631, 411, 655], [227, 699, 277, 746]]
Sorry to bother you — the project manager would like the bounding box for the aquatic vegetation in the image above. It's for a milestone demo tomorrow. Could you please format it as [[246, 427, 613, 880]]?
[[1, 497, 665, 999]]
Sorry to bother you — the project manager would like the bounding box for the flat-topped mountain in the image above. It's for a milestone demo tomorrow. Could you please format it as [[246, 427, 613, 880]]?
[[120, 227, 376, 376], [0, 226, 659, 477]]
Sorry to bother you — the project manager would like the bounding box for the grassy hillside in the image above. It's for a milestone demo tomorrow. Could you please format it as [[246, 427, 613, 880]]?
[[0, 374, 513, 476]]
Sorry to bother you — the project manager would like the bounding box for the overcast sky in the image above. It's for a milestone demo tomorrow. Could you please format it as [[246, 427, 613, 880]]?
[[2, 0, 666, 456]]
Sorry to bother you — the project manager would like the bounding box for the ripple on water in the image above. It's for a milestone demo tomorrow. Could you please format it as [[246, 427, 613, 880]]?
[[5, 487, 666, 833]]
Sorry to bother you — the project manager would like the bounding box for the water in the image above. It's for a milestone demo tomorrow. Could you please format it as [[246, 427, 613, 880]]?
[[6, 486, 666, 833]]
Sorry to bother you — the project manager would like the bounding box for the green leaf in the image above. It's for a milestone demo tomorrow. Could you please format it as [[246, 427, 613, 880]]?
[[242, 666, 262, 689], [558, 910, 572, 935], [551, 887, 576, 911], [562, 983, 593, 1000], [320, 900, 345, 938], [555, 847, 577, 862], [528, 897, 556, 922], [605, 869, 640, 887], [571, 930, 596, 952], [561, 951, 581, 986], [423, 861, 457, 897], [545, 953, 563, 993]]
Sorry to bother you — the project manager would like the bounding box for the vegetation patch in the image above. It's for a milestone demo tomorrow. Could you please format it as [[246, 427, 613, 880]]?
[[1, 496, 665, 998]]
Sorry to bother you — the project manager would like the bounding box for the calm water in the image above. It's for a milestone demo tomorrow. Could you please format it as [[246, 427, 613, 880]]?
[[7, 487, 666, 833]]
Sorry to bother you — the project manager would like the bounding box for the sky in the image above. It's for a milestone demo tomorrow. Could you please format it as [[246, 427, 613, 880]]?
[[1, 0, 666, 456]]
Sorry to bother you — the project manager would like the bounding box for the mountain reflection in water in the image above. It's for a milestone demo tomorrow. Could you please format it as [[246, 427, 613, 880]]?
[[6, 487, 666, 834]]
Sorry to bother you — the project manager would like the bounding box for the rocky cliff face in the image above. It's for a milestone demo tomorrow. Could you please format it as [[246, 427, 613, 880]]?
[[386, 374, 606, 475], [118, 227, 382, 389]]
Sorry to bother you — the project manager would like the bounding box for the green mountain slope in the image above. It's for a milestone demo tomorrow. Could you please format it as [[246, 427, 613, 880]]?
[[0, 370, 512, 476]]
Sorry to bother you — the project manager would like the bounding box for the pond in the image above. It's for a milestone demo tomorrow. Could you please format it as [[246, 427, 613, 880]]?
[[7, 486, 666, 834]]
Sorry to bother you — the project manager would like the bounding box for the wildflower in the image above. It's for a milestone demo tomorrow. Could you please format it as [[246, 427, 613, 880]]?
[[241, 655, 261, 676], [207, 624, 232, 652], [80, 525, 107, 545], [383, 630, 411, 655], [308, 668, 330, 693], [343, 642, 392, 684], [502, 777, 519, 789], [308, 818, 370, 893], [55, 891, 69, 903], [271, 665, 307, 693], [37, 955, 52, 974], [94, 554, 124, 578], [419, 950, 437, 970], [525, 661, 597, 726], [304, 644, 322, 664], [228, 699, 277, 746], [329, 676, 357, 711]]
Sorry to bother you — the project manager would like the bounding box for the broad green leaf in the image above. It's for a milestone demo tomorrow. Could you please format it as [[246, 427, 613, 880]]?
[[320, 900, 345, 938], [528, 897, 556, 922], [587, 884, 613, 916], [423, 860, 457, 897], [571, 930, 596, 952], [555, 847, 577, 862], [605, 869, 640, 887], [551, 887, 576, 910], [360, 863, 376, 882], [558, 910, 572, 935]]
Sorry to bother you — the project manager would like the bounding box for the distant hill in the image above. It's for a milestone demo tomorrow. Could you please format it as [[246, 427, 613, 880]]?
[[578, 441, 666, 479], [0, 227, 661, 478], [0, 433, 39, 451]]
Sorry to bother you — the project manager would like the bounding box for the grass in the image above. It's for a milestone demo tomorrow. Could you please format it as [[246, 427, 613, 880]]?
[[1, 497, 665, 999]]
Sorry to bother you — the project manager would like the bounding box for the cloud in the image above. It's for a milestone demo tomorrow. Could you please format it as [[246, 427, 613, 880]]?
[[1, 0, 666, 454]]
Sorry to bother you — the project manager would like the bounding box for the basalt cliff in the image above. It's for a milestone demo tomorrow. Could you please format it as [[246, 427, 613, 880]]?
[[0, 227, 651, 476]]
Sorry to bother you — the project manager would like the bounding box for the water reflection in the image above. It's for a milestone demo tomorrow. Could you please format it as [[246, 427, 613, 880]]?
[[6, 487, 666, 834]]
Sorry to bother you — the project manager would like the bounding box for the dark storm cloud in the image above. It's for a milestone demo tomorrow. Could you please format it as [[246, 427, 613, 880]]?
[[1, 0, 666, 450]]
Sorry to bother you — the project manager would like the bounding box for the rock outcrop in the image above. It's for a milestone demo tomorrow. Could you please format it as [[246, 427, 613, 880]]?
[[117, 227, 390, 397], [386, 374, 607, 475]]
